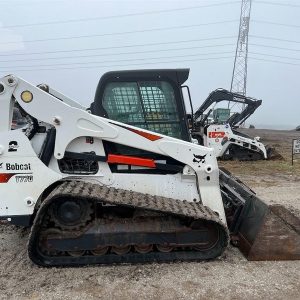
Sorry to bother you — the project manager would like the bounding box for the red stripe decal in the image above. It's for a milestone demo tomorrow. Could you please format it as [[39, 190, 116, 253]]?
[[107, 154, 156, 168], [109, 122, 162, 141], [0, 173, 18, 183], [128, 128, 162, 141]]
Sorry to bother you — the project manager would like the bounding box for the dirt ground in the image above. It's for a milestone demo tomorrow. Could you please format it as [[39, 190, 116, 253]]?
[[0, 129, 299, 300]]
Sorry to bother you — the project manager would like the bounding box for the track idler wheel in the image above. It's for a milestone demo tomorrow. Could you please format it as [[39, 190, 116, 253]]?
[[190, 220, 219, 251]]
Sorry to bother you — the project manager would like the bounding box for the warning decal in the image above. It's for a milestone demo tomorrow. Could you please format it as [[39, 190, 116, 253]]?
[[208, 132, 226, 138]]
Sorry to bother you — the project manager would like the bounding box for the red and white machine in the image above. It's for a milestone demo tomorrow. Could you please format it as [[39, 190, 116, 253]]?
[[0, 70, 297, 267], [191, 89, 275, 160]]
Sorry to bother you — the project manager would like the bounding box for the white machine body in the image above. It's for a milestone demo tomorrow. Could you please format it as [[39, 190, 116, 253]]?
[[204, 124, 267, 159], [0, 75, 227, 224]]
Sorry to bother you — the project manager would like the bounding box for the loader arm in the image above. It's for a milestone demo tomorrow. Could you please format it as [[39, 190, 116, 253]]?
[[194, 88, 262, 127], [0, 75, 226, 223]]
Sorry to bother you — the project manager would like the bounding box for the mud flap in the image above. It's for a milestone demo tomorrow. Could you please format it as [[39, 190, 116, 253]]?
[[219, 168, 300, 261]]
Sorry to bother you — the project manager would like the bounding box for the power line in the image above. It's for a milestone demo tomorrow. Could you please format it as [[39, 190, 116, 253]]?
[[251, 43, 300, 52], [3, 50, 300, 72], [254, 1, 300, 8], [0, 40, 298, 60], [250, 35, 300, 44], [3, 1, 240, 28], [2, 53, 299, 73], [0, 38, 236, 57], [1, 44, 298, 66], [249, 51, 300, 60], [0, 43, 235, 63], [249, 56, 300, 65], [0, 20, 238, 45], [253, 20, 300, 28], [1, 56, 234, 73], [0, 51, 234, 70], [0, 37, 236, 57]]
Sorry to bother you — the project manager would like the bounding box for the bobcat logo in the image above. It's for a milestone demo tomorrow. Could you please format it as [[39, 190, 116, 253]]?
[[193, 154, 207, 167], [8, 141, 18, 152]]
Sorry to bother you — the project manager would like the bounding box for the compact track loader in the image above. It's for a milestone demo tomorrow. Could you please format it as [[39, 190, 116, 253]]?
[[191, 89, 281, 160], [0, 72, 298, 267]]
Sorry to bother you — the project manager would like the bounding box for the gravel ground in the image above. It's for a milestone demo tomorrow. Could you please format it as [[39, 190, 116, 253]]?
[[0, 129, 299, 300], [0, 174, 299, 300], [233, 173, 300, 215]]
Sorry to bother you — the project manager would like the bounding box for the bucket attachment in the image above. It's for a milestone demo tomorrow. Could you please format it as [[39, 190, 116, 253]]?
[[266, 145, 283, 160], [220, 168, 300, 260]]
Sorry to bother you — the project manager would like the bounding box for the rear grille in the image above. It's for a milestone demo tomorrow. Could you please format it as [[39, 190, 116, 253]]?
[[58, 157, 99, 175]]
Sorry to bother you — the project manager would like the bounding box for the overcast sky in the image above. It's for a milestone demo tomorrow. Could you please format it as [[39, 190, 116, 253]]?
[[0, 0, 299, 129]]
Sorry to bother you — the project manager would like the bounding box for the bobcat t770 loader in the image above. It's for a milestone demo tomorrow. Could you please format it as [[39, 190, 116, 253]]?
[[0, 71, 298, 267]]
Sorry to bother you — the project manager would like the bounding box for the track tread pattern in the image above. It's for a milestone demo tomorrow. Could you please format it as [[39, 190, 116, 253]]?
[[55, 181, 223, 223], [28, 180, 229, 266]]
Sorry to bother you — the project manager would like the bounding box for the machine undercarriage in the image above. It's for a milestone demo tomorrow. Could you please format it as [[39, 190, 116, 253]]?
[[29, 181, 228, 266]]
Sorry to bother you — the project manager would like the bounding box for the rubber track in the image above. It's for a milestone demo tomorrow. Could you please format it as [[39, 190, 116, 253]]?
[[222, 146, 264, 161], [28, 180, 229, 266]]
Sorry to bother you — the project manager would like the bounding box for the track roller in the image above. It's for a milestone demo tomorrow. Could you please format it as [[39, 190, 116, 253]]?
[[134, 244, 153, 254], [156, 244, 174, 253], [91, 247, 109, 256], [111, 245, 131, 255]]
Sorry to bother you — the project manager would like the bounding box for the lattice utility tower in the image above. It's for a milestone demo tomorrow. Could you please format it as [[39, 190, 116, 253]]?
[[230, 0, 252, 110]]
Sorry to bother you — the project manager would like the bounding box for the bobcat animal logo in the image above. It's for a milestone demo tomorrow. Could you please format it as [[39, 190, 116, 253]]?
[[8, 141, 18, 152], [193, 154, 207, 164]]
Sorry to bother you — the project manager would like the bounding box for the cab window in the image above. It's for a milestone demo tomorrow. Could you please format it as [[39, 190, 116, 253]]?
[[102, 81, 183, 139]]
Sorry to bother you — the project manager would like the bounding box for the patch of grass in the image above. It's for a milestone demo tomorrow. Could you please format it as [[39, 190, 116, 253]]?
[[220, 158, 300, 177]]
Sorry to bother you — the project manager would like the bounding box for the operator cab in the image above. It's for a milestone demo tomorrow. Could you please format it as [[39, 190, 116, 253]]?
[[90, 69, 192, 172], [91, 69, 191, 142]]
